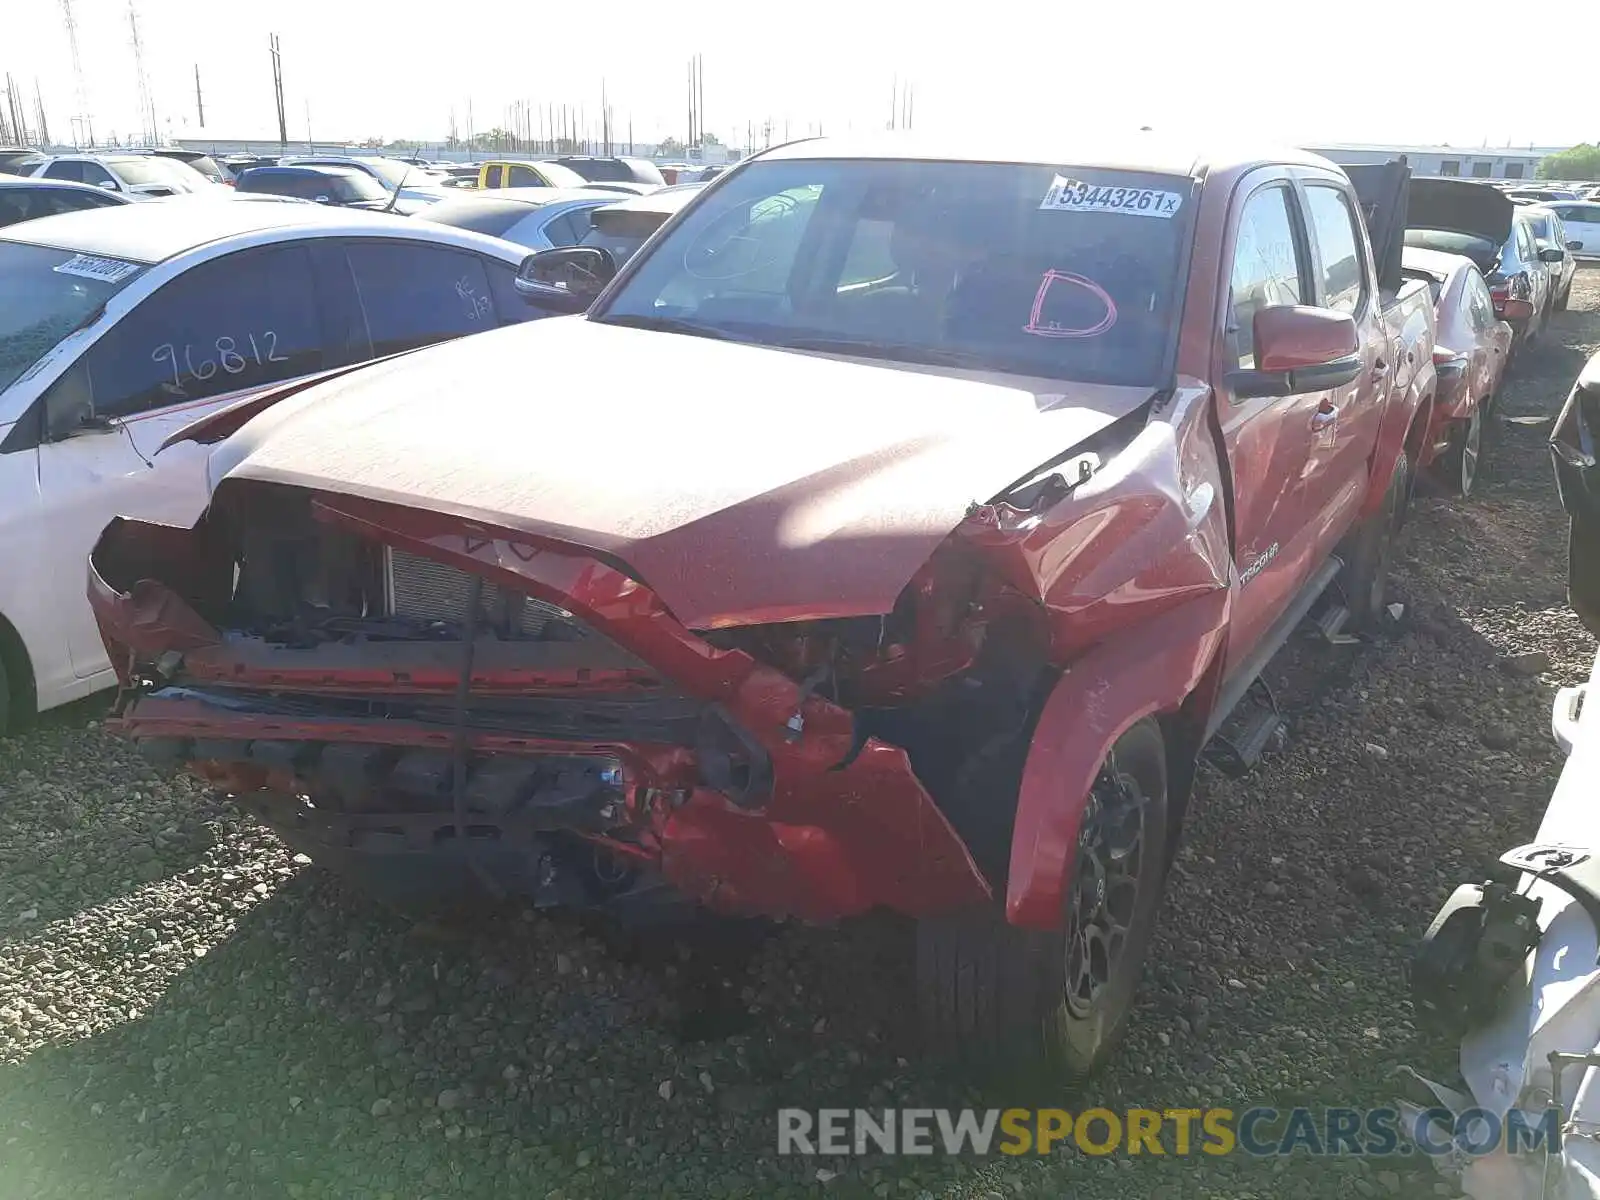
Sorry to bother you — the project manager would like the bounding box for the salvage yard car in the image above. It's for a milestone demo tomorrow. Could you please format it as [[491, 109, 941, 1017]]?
[[1400, 350, 1600, 1196], [92, 134, 1437, 1078], [0, 202, 541, 732], [574, 182, 706, 267], [0, 172, 133, 227], [1389, 178, 1516, 497]]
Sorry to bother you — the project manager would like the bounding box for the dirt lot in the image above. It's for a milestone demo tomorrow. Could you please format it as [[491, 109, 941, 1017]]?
[[0, 273, 1595, 1200]]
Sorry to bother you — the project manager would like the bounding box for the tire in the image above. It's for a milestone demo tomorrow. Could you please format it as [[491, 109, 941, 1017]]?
[[916, 718, 1170, 1083], [1339, 449, 1408, 630], [1440, 406, 1483, 499]]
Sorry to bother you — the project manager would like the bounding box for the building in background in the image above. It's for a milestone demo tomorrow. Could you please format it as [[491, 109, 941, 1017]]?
[[1303, 143, 1567, 180]]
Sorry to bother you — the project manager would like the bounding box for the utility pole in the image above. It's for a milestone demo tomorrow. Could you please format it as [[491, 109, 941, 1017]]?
[[34, 80, 51, 147], [697, 54, 705, 150], [687, 59, 696, 148], [60, 0, 89, 147], [269, 34, 287, 150], [128, 1, 155, 144], [304, 99, 312, 151], [194, 64, 204, 128], [3, 76, 26, 146]]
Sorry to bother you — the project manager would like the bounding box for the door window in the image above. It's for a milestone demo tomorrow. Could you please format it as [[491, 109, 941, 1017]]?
[[506, 165, 544, 188], [1226, 186, 1307, 371], [77, 162, 116, 189], [1516, 222, 1536, 262], [42, 160, 83, 183], [1304, 185, 1366, 314], [484, 165, 503, 189], [39, 244, 323, 433], [1466, 272, 1496, 331], [344, 241, 497, 356], [535, 208, 596, 247]]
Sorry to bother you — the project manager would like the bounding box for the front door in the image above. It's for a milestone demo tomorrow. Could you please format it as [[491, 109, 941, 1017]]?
[[1215, 178, 1330, 675], [32, 242, 330, 677]]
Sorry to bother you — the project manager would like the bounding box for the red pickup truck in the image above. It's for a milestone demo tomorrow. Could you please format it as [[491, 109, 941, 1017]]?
[[89, 135, 1436, 1078]]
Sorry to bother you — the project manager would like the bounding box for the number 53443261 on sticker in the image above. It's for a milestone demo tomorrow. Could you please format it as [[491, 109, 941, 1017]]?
[[1040, 175, 1182, 218]]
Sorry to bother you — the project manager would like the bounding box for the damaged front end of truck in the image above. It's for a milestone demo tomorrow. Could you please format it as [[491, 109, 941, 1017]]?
[[90, 370, 1230, 929]]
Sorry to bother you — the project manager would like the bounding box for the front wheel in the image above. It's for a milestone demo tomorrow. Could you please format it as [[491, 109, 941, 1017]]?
[[916, 719, 1170, 1082]]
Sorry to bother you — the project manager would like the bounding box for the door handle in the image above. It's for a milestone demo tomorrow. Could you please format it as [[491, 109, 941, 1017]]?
[[1311, 405, 1339, 431], [1371, 359, 1389, 378]]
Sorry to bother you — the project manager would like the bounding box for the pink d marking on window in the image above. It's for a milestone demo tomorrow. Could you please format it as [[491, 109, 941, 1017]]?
[[1023, 270, 1118, 338]]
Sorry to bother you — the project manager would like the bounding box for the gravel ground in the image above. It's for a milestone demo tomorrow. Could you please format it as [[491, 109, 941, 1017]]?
[[0, 274, 1596, 1200]]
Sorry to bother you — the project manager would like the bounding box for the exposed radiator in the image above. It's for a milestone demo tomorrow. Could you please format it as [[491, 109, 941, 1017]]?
[[384, 547, 586, 640]]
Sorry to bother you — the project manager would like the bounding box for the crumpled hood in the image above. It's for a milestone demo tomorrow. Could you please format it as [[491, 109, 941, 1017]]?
[[213, 317, 1153, 628]]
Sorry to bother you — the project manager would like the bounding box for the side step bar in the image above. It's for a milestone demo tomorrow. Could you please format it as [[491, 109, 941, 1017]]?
[[1204, 555, 1345, 747]]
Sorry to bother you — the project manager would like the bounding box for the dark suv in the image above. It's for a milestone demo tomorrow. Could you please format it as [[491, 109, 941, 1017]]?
[[235, 165, 393, 209], [546, 155, 664, 186]]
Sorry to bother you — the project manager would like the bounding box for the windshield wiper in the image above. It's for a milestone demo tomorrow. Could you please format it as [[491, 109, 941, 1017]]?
[[774, 335, 992, 369], [596, 313, 731, 341]]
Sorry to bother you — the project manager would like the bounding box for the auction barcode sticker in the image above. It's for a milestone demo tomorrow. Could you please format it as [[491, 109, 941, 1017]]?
[[1040, 175, 1182, 218], [53, 254, 141, 283]]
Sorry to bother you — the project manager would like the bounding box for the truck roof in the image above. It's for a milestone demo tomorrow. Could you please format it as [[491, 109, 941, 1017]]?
[[756, 133, 1337, 181]]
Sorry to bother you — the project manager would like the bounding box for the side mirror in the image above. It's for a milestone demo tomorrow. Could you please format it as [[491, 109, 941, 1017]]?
[[1539, 246, 1566, 263], [315, 195, 332, 204], [1228, 306, 1362, 399], [97, 180, 119, 191], [514, 246, 617, 312]]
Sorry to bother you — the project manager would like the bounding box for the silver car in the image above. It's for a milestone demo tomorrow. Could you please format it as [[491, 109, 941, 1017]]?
[[1524, 205, 1577, 310], [416, 188, 619, 251]]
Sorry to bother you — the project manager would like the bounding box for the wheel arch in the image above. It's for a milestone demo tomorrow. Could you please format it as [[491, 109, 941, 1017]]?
[[0, 608, 38, 726], [1003, 589, 1229, 931]]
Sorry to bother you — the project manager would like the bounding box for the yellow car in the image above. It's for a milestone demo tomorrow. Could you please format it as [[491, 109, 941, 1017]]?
[[478, 160, 588, 190]]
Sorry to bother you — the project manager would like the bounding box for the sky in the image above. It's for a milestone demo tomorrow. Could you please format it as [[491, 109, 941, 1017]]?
[[4, 0, 1592, 152]]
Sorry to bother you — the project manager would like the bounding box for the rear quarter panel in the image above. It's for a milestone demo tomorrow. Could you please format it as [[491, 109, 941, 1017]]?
[[1368, 281, 1436, 514]]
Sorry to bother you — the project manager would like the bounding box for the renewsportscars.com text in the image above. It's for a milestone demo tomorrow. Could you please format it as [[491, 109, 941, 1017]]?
[[776, 1106, 1560, 1158]]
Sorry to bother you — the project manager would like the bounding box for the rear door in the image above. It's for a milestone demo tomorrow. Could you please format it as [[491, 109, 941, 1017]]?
[[1215, 175, 1329, 672], [30, 242, 333, 677], [339, 239, 505, 355], [1297, 177, 1387, 543]]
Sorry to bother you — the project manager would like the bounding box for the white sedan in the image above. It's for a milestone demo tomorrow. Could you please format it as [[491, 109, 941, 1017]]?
[[0, 201, 539, 731]]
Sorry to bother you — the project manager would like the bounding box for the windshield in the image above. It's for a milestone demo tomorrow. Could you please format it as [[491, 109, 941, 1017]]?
[[595, 158, 1194, 387], [0, 242, 145, 393], [1404, 229, 1500, 269], [110, 157, 204, 189], [355, 159, 410, 188], [332, 172, 389, 202]]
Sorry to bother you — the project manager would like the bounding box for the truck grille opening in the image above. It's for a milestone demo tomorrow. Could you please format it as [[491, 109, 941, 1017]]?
[[385, 548, 588, 640]]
